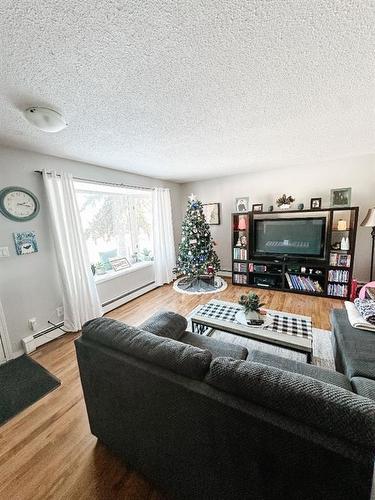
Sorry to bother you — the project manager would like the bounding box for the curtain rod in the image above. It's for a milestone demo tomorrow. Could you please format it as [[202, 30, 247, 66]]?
[[34, 170, 154, 191]]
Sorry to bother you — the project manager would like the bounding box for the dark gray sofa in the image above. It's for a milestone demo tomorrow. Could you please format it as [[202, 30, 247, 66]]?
[[75, 312, 375, 500], [331, 309, 375, 401]]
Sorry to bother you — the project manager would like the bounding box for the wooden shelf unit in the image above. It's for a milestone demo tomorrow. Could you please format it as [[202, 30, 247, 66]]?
[[231, 206, 359, 299]]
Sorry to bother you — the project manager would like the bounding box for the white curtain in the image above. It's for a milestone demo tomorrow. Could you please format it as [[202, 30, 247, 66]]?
[[43, 171, 102, 331], [152, 188, 176, 286]]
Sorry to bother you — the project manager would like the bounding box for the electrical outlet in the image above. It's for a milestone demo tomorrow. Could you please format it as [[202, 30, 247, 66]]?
[[56, 306, 64, 319], [0, 246, 9, 258], [28, 318, 37, 332]]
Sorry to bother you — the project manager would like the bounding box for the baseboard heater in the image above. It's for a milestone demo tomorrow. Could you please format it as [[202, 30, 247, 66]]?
[[22, 322, 65, 354], [22, 281, 157, 353]]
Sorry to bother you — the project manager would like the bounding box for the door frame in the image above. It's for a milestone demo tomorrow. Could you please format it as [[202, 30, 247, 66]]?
[[0, 298, 12, 362]]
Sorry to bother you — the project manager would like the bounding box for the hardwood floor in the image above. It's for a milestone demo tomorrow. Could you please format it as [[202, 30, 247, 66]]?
[[0, 281, 343, 499]]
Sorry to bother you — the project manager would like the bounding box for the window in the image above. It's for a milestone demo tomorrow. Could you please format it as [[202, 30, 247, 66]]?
[[75, 181, 153, 271]]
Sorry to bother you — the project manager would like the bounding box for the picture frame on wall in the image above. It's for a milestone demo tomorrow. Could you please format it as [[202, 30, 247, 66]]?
[[330, 187, 352, 208], [252, 203, 263, 213], [235, 197, 249, 212], [310, 197, 322, 210], [202, 203, 220, 225], [13, 231, 38, 255]]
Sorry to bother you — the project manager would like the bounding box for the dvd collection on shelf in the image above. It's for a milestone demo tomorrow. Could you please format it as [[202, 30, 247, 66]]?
[[327, 283, 348, 297], [233, 248, 247, 260], [285, 273, 323, 293], [233, 273, 247, 284], [328, 269, 349, 283], [233, 262, 247, 272], [329, 253, 351, 267]]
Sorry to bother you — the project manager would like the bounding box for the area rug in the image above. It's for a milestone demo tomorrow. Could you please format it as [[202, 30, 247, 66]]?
[[186, 306, 335, 369], [173, 275, 228, 295], [0, 355, 61, 426]]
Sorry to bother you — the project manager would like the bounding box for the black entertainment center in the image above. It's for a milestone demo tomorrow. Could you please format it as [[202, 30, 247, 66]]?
[[232, 207, 359, 299]]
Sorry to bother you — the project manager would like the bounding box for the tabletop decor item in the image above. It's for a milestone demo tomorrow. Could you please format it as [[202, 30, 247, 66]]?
[[0, 186, 40, 221], [297, 203, 304, 210], [337, 219, 347, 230], [252, 203, 263, 212], [310, 197, 322, 210], [13, 231, 38, 255], [109, 256, 131, 271], [276, 194, 295, 209], [330, 187, 351, 208], [238, 292, 265, 323], [202, 203, 220, 225]]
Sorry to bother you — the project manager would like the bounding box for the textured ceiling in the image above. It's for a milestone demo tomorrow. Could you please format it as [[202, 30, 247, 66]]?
[[0, 1, 374, 182]]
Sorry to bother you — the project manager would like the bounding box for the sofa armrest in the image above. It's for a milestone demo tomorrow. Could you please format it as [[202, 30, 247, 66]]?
[[138, 310, 187, 340]]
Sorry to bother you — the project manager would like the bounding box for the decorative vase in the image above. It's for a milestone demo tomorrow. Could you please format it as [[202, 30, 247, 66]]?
[[341, 237, 350, 251], [337, 219, 347, 231], [245, 309, 260, 321], [298, 203, 304, 210], [268, 205, 274, 212]]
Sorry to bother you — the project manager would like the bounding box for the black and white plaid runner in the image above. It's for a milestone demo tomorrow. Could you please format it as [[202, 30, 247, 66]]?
[[194, 302, 240, 322], [264, 314, 312, 339], [194, 301, 312, 339]]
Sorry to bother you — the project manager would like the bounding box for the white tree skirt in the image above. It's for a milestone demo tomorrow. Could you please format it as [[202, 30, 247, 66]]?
[[173, 276, 228, 295]]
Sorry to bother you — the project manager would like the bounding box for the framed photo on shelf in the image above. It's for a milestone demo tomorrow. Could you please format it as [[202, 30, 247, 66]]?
[[202, 203, 220, 225], [235, 197, 249, 212], [252, 203, 263, 212], [330, 187, 351, 208], [310, 197, 322, 210], [109, 256, 131, 271]]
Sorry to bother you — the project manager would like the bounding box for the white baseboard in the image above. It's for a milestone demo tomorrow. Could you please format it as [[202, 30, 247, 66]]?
[[218, 270, 232, 278], [102, 282, 158, 314]]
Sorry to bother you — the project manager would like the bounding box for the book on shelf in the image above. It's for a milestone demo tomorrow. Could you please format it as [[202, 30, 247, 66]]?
[[327, 283, 348, 297], [233, 248, 247, 260], [285, 273, 323, 293], [329, 253, 351, 267], [328, 269, 349, 283], [233, 273, 247, 284], [248, 262, 254, 272]]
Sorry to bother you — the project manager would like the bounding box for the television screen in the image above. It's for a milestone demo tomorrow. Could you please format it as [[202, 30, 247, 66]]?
[[254, 217, 326, 257]]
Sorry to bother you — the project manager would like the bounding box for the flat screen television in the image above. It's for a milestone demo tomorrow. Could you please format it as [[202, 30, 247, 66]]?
[[254, 217, 326, 257]]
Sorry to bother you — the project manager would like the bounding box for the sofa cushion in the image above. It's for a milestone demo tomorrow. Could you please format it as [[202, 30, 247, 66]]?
[[206, 357, 375, 448], [351, 377, 375, 402], [180, 331, 248, 360], [82, 317, 211, 380], [331, 309, 375, 380], [249, 350, 352, 391], [139, 311, 187, 340]]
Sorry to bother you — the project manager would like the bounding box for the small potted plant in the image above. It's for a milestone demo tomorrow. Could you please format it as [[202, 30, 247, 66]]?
[[238, 292, 265, 321], [276, 194, 295, 209]]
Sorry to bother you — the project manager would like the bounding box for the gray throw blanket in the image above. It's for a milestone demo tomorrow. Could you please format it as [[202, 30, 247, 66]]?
[[354, 298, 375, 325]]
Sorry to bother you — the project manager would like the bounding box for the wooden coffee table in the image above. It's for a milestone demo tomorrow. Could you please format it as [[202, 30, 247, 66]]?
[[191, 299, 313, 363]]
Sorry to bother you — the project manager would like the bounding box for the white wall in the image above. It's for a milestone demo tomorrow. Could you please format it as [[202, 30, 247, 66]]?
[[181, 155, 375, 281], [0, 146, 182, 355]]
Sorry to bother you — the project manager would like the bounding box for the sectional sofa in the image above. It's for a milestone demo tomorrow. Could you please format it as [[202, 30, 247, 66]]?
[[75, 311, 375, 500]]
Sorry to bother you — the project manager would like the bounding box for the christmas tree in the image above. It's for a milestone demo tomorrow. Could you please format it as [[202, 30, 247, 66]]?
[[175, 194, 220, 287]]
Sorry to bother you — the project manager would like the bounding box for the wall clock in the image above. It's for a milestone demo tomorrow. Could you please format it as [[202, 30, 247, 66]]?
[[0, 186, 40, 221]]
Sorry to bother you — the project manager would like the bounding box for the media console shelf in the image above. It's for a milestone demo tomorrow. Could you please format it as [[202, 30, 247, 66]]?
[[231, 207, 359, 299]]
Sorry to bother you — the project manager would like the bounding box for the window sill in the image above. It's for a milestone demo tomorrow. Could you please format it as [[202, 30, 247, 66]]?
[[94, 261, 154, 284]]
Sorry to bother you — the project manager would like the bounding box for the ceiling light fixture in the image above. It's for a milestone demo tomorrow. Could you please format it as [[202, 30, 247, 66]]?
[[23, 106, 67, 132]]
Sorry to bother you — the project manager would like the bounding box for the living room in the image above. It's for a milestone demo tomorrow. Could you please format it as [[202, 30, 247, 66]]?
[[0, 2, 374, 500]]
